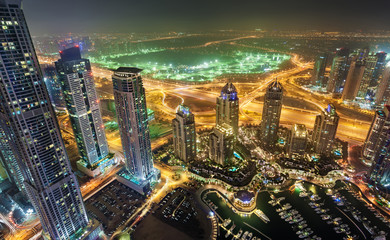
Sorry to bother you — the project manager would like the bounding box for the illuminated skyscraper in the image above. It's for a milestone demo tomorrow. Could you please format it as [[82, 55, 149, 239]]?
[[327, 48, 350, 93], [113, 67, 159, 194], [369, 105, 390, 199], [312, 53, 328, 87], [341, 59, 365, 101], [288, 124, 307, 159], [209, 124, 234, 166], [357, 52, 387, 101], [363, 108, 390, 166], [312, 104, 339, 155], [55, 46, 112, 177], [260, 81, 283, 147], [216, 82, 239, 136], [172, 104, 196, 162], [375, 67, 390, 106], [42, 64, 65, 110], [0, 1, 100, 239]]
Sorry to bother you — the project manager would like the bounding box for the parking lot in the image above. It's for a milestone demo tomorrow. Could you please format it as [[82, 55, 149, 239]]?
[[85, 180, 145, 236]]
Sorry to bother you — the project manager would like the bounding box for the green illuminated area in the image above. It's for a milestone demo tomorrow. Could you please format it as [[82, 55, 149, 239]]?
[[90, 38, 290, 82]]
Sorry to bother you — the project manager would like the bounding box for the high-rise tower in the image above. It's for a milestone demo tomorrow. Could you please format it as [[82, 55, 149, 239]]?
[[312, 53, 328, 87], [289, 124, 307, 159], [0, 1, 97, 239], [363, 108, 390, 166], [42, 64, 65, 110], [312, 104, 339, 155], [112, 67, 159, 195], [260, 81, 283, 147], [209, 123, 234, 166], [172, 104, 196, 162], [216, 82, 239, 136], [55, 46, 112, 177], [327, 48, 350, 93], [341, 58, 365, 101]]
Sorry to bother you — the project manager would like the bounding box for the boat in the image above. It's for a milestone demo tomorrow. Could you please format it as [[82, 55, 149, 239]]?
[[241, 231, 248, 240], [223, 218, 232, 227], [254, 209, 270, 223], [247, 232, 253, 240], [225, 223, 236, 238], [236, 229, 243, 239]]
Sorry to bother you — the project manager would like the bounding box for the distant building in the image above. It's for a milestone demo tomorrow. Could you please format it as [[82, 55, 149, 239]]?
[[312, 53, 329, 87], [289, 124, 307, 159], [357, 52, 387, 101], [342, 59, 365, 101], [375, 67, 390, 106], [172, 104, 196, 162], [56, 46, 112, 177], [327, 48, 350, 93], [260, 81, 283, 147], [209, 124, 234, 166], [113, 67, 159, 195], [216, 82, 239, 136], [312, 104, 339, 155], [363, 107, 390, 166], [41, 64, 65, 110]]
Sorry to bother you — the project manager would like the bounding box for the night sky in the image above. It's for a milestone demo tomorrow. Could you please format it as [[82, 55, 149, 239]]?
[[22, 0, 390, 35]]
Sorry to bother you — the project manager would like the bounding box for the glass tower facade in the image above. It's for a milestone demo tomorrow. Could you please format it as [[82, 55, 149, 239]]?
[[112, 67, 154, 180], [172, 104, 196, 162], [0, 1, 88, 239], [55, 46, 109, 167], [260, 80, 283, 147], [312, 104, 339, 155], [216, 82, 239, 136]]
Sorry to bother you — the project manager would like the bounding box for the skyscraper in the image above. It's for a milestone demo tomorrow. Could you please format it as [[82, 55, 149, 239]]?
[[55, 46, 112, 177], [327, 48, 350, 93], [312, 53, 328, 87], [0, 1, 99, 239], [369, 105, 390, 199], [42, 64, 65, 110], [216, 82, 239, 136], [312, 104, 339, 155], [172, 104, 196, 162], [375, 66, 390, 106], [363, 108, 390, 166], [112, 67, 159, 195], [341, 59, 365, 101], [209, 124, 234, 166], [260, 81, 283, 147], [357, 52, 387, 101], [289, 124, 307, 159]]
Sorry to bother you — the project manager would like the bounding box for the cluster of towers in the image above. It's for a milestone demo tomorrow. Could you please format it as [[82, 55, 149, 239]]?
[[313, 48, 388, 105], [0, 1, 159, 239]]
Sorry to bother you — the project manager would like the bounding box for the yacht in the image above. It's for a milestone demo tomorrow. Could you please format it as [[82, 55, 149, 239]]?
[[247, 232, 253, 240], [222, 218, 232, 228], [254, 209, 270, 223], [236, 229, 243, 239], [241, 231, 248, 240]]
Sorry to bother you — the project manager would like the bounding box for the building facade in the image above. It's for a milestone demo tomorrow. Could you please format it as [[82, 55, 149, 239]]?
[[357, 52, 387, 101], [363, 108, 390, 166], [55, 46, 110, 176], [0, 1, 91, 239], [341, 59, 365, 101], [312, 53, 328, 87], [312, 104, 339, 155], [327, 48, 350, 93], [113, 67, 159, 194], [260, 81, 283, 147], [41, 64, 65, 110], [369, 106, 390, 199], [289, 124, 307, 159], [209, 124, 234, 166], [172, 104, 196, 162], [216, 82, 239, 136]]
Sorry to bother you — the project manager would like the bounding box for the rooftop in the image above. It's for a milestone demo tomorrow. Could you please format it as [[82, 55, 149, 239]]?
[[221, 82, 237, 94], [268, 80, 283, 92], [114, 67, 143, 74]]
